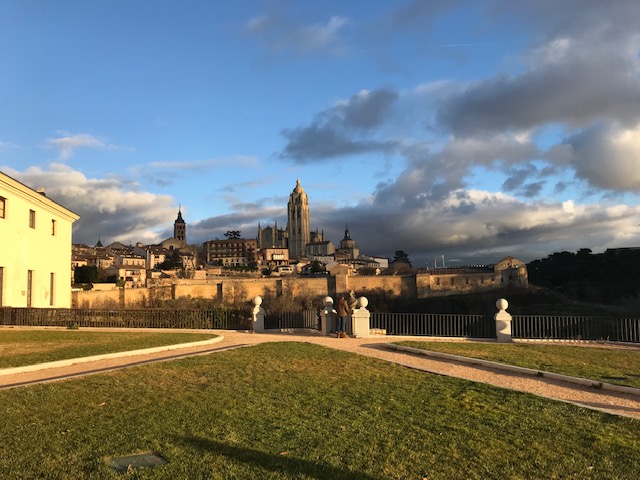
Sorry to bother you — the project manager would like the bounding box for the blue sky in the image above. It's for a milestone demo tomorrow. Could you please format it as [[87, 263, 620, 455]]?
[[3, 0, 640, 267]]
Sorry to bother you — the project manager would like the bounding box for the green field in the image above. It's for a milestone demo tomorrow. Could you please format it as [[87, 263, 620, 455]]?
[[395, 341, 640, 388], [0, 329, 217, 368], [0, 342, 638, 479]]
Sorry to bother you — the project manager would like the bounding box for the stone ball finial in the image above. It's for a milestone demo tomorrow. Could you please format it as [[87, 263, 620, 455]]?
[[253, 296, 263, 307], [323, 296, 334, 308], [357, 296, 369, 309], [496, 298, 508, 311]]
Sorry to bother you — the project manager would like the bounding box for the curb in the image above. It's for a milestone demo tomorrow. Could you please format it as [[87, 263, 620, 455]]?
[[0, 336, 224, 376], [386, 344, 640, 398]]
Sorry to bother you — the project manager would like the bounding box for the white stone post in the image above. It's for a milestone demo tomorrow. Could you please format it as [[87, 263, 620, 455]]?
[[495, 298, 512, 343], [351, 296, 371, 338], [320, 296, 336, 336], [252, 296, 265, 333]]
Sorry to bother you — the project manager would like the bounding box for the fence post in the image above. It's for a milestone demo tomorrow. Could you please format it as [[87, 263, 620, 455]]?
[[495, 298, 512, 342], [351, 296, 371, 338], [252, 296, 265, 333], [321, 296, 335, 336]]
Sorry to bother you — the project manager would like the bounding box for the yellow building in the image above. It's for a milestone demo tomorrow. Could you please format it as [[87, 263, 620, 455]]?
[[0, 171, 79, 307]]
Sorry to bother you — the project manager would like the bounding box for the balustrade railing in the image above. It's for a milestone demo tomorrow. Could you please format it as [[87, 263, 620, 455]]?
[[512, 315, 640, 343], [264, 310, 319, 330], [370, 312, 495, 338], [0, 307, 251, 330]]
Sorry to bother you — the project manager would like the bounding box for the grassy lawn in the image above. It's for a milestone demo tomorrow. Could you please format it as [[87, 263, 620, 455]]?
[[395, 341, 640, 388], [0, 330, 217, 368], [0, 342, 639, 479]]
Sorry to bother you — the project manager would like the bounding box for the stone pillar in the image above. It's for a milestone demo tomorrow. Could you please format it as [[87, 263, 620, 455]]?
[[320, 296, 336, 336], [495, 298, 512, 343], [351, 296, 371, 338], [252, 296, 265, 333]]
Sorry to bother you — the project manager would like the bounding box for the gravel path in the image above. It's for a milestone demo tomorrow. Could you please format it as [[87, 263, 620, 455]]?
[[2, 329, 639, 420]]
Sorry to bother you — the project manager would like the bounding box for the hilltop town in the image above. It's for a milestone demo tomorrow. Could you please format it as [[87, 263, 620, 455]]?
[[1, 172, 527, 309]]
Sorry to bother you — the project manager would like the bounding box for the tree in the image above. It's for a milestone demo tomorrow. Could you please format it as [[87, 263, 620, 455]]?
[[393, 250, 412, 267], [224, 230, 242, 239], [310, 260, 325, 274], [156, 250, 183, 270], [74, 265, 98, 284]]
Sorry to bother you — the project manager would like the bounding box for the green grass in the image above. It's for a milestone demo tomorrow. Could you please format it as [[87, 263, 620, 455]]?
[[0, 342, 639, 479], [0, 330, 217, 368], [395, 341, 640, 388]]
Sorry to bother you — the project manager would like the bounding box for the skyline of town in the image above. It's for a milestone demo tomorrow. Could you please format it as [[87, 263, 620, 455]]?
[[3, 1, 640, 267]]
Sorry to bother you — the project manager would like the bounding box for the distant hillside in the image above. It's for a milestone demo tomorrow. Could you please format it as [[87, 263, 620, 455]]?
[[362, 285, 628, 317], [527, 248, 640, 309]]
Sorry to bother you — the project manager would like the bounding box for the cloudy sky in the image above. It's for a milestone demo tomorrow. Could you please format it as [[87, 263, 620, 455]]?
[[2, 0, 640, 267]]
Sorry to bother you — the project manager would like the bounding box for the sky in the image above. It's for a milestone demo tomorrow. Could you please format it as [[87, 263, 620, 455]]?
[[2, 0, 640, 268]]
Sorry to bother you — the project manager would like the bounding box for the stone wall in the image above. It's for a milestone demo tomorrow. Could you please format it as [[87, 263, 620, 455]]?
[[71, 267, 527, 309]]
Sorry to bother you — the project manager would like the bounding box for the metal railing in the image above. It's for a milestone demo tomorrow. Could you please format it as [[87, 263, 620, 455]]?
[[370, 312, 495, 338], [0, 307, 251, 330], [264, 310, 320, 330], [513, 315, 640, 343]]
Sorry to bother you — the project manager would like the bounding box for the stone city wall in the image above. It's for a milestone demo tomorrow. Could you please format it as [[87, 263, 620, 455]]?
[[71, 269, 527, 308]]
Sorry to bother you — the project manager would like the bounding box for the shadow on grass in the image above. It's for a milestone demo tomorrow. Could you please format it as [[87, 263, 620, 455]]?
[[175, 435, 381, 480]]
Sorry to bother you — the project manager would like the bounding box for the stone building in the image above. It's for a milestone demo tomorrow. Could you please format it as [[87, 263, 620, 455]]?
[[257, 179, 324, 260], [257, 221, 287, 249], [336, 225, 359, 259], [173, 208, 186, 248], [287, 179, 310, 258], [203, 238, 258, 267]]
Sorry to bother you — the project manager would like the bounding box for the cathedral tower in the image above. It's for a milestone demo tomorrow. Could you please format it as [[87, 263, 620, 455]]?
[[287, 179, 310, 258]]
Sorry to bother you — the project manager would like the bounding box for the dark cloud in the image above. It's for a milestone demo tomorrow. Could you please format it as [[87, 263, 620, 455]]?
[[281, 123, 396, 163], [280, 88, 400, 163], [436, 2, 640, 136], [340, 89, 399, 128]]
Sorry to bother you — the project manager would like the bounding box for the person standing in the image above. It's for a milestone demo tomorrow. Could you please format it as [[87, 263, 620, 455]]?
[[336, 294, 349, 338]]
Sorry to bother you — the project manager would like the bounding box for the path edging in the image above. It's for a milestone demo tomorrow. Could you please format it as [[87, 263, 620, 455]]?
[[0, 336, 224, 376], [387, 344, 640, 398]]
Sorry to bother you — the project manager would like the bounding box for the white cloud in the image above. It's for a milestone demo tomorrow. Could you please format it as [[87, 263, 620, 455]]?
[[44, 132, 117, 160], [5, 164, 177, 245], [147, 156, 259, 170]]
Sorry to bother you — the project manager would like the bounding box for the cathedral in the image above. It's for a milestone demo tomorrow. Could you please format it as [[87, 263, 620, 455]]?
[[257, 179, 324, 259]]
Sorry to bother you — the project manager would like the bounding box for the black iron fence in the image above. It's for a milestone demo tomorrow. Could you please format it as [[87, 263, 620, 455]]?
[[0, 307, 251, 330], [2, 307, 639, 343], [370, 312, 495, 338], [512, 315, 640, 343], [264, 310, 320, 330]]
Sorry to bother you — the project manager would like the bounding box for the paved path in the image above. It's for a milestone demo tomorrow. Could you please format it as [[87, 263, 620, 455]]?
[[2, 329, 639, 420]]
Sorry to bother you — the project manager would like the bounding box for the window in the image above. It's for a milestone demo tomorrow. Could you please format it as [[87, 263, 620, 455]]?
[[29, 209, 36, 228], [51, 219, 56, 236], [0, 267, 4, 306], [50, 273, 55, 306], [27, 270, 33, 307], [0, 196, 5, 219]]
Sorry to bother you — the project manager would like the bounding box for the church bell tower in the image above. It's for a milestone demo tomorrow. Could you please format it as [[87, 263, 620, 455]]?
[[174, 207, 186, 248]]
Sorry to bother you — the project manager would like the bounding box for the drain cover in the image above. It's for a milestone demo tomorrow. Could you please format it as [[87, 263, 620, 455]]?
[[105, 452, 168, 473]]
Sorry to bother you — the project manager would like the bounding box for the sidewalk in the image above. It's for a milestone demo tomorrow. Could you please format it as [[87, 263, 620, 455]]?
[[1, 330, 639, 420]]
